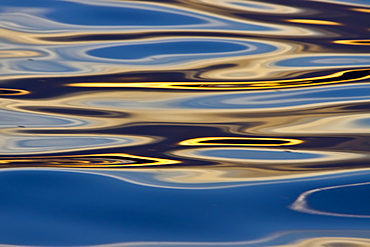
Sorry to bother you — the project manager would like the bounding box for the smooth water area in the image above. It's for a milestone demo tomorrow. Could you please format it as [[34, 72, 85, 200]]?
[[0, 0, 370, 246]]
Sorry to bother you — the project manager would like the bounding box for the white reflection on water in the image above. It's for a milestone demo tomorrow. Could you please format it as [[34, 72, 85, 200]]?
[[291, 181, 370, 218], [290, 182, 370, 218]]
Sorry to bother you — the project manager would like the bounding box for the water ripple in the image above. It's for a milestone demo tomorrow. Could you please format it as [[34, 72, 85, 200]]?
[[0, 0, 369, 245], [0, 0, 313, 35], [0, 134, 153, 154], [291, 182, 370, 218], [173, 147, 365, 164]]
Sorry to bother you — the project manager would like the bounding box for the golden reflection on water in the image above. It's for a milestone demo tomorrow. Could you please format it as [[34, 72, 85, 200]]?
[[179, 137, 303, 146], [334, 39, 370, 45], [286, 19, 341, 26], [67, 68, 370, 90], [351, 8, 370, 13], [0, 153, 180, 168], [275, 237, 370, 247], [0, 88, 29, 96]]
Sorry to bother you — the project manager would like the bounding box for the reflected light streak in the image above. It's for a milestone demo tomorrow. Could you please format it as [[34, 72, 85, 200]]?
[[0, 153, 180, 168], [0, 88, 29, 96], [179, 137, 303, 146], [351, 8, 370, 13], [286, 19, 341, 25], [334, 39, 370, 45], [67, 68, 370, 90]]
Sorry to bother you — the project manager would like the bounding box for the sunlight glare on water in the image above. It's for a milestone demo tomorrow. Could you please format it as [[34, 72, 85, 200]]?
[[0, 0, 370, 246]]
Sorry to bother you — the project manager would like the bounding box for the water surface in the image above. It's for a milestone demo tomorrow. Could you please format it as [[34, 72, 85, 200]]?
[[0, 0, 370, 246]]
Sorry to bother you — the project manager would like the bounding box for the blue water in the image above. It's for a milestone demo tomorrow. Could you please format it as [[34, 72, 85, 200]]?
[[0, 0, 370, 246]]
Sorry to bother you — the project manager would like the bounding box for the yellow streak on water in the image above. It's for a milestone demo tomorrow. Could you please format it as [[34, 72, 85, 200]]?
[[334, 39, 370, 45], [179, 137, 303, 146], [67, 68, 370, 90], [351, 8, 370, 13], [286, 19, 341, 25], [0, 88, 30, 96], [0, 153, 180, 168]]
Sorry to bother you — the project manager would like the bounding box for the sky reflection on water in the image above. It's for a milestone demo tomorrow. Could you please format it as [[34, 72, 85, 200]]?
[[0, 0, 370, 246]]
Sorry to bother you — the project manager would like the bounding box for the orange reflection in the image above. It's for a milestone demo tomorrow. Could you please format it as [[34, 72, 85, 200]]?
[[0, 153, 180, 168], [351, 8, 370, 13], [179, 137, 303, 146], [334, 39, 370, 45], [67, 68, 370, 90], [286, 19, 341, 25], [0, 88, 29, 96]]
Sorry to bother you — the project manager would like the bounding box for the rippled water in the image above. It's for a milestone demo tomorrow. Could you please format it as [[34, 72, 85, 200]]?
[[1, 0, 370, 246]]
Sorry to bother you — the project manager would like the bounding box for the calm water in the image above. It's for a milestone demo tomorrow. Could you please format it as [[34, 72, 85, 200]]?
[[0, 0, 370, 246]]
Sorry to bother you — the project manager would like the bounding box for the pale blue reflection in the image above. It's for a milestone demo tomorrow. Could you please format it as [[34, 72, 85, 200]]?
[[0, 0, 206, 26], [194, 148, 321, 160], [90, 41, 245, 59], [0, 135, 149, 154], [0, 0, 279, 33], [276, 56, 370, 67], [15, 60, 74, 73], [47, 2, 206, 27], [232, 2, 274, 10], [0, 37, 278, 76], [86, 38, 276, 65], [173, 84, 370, 109], [0, 109, 84, 128], [355, 117, 370, 127]]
